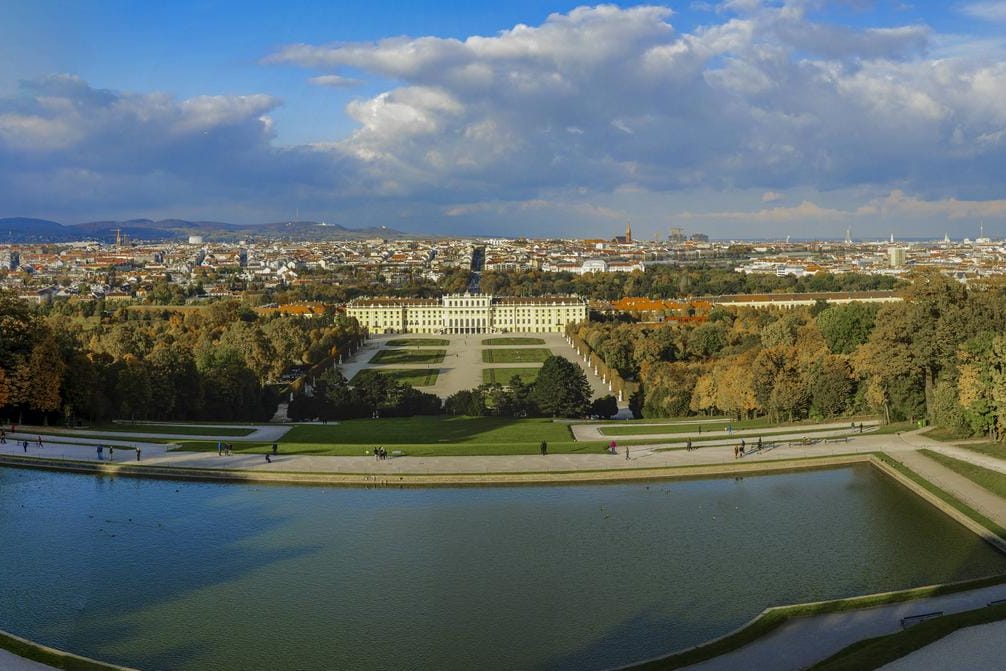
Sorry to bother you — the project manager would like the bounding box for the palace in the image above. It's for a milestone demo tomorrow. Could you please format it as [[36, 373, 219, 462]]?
[[346, 293, 588, 334]]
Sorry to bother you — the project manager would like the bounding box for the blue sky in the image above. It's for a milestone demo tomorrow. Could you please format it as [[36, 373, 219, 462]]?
[[2, 1, 1006, 239]]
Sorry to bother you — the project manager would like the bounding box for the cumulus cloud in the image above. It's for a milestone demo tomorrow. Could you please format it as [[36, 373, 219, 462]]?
[[960, 1, 1006, 23]]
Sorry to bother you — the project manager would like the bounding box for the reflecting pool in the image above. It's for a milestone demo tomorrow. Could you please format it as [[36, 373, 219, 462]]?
[[1, 464, 1004, 670]]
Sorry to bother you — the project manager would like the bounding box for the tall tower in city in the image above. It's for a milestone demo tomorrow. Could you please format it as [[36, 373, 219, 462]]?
[[625, 221, 632, 243]]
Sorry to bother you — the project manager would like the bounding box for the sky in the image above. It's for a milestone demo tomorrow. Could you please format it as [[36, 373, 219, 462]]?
[[2, 0, 1006, 240]]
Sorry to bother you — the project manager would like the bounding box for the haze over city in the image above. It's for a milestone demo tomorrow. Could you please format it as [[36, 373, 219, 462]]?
[[3, 0, 1006, 239]]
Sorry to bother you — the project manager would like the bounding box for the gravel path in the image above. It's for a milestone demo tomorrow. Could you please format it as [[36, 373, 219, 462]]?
[[877, 620, 1006, 671]]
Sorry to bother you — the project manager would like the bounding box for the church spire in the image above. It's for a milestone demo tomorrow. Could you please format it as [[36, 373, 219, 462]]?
[[625, 221, 632, 243]]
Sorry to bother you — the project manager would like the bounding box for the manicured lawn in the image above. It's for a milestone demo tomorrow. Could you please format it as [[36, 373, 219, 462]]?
[[922, 426, 974, 442], [481, 348, 552, 363], [599, 417, 815, 436], [386, 338, 449, 347], [810, 604, 1006, 671], [369, 348, 446, 365], [483, 337, 545, 345], [921, 450, 1006, 498], [482, 367, 541, 384], [78, 423, 254, 437], [350, 368, 439, 387]]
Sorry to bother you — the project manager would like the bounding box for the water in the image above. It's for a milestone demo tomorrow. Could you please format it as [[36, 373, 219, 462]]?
[[1, 465, 1004, 671]]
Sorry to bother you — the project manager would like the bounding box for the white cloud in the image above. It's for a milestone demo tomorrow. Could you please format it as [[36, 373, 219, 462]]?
[[308, 74, 361, 88], [960, 1, 1006, 22]]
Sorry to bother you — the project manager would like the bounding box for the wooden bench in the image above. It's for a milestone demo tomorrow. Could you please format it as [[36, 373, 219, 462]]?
[[900, 610, 943, 628]]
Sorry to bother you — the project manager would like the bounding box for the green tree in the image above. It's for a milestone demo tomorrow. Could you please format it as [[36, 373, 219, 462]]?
[[532, 356, 591, 418]]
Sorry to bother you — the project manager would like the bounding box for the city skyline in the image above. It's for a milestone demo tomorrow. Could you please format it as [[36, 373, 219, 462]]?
[[2, 1, 1006, 239]]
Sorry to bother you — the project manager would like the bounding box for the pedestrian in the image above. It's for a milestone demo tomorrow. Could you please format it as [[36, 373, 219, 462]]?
[[97, 445, 103, 460], [265, 453, 271, 464], [757, 436, 762, 450], [698, 425, 702, 434], [739, 442, 745, 457], [375, 447, 380, 461], [0, 429, 6, 444], [542, 441, 547, 455], [625, 447, 630, 461], [733, 445, 739, 459], [135, 447, 141, 462], [217, 441, 223, 456], [686, 438, 692, 451], [609, 440, 617, 455], [108, 446, 114, 461], [741, 439, 745, 452], [727, 423, 733, 435], [272, 442, 278, 455], [37, 435, 43, 448], [23, 440, 28, 453], [859, 422, 864, 433]]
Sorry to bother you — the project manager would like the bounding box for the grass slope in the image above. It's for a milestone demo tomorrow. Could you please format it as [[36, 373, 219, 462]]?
[[369, 348, 446, 365], [350, 368, 439, 387], [481, 348, 551, 363], [88, 423, 254, 437], [386, 338, 449, 347], [921, 450, 1006, 499], [483, 337, 546, 345]]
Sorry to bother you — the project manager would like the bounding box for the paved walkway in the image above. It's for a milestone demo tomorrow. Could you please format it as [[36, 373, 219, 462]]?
[[878, 619, 1006, 670], [570, 419, 879, 442], [0, 649, 60, 671]]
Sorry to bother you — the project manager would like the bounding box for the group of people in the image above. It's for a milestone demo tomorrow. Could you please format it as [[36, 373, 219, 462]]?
[[733, 437, 763, 459], [373, 446, 390, 460], [217, 442, 234, 456]]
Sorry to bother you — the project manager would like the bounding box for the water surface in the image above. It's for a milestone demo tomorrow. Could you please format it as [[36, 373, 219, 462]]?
[[1, 465, 1004, 670]]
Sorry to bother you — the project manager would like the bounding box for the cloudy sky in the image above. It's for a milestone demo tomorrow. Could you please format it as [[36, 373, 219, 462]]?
[[2, 0, 1006, 239]]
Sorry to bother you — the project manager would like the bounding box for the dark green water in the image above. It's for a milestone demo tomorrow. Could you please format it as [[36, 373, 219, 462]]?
[[1, 465, 1004, 671]]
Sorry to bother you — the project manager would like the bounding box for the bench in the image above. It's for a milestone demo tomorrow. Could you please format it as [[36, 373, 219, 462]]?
[[391, 450, 405, 458], [989, 598, 1006, 607], [900, 610, 943, 628]]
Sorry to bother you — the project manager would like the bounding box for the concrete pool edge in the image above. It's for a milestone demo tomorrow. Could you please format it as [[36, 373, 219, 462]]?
[[0, 628, 138, 671], [0, 451, 880, 487]]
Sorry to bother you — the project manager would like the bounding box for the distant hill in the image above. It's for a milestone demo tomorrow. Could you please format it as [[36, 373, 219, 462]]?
[[0, 217, 77, 242], [0, 217, 407, 243]]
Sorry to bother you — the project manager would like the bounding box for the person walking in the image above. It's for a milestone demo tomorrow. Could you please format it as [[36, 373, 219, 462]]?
[[686, 438, 692, 451], [108, 446, 114, 461], [135, 447, 141, 462], [217, 441, 223, 456], [265, 453, 272, 464], [272, 442, 278, 455], [625, 447, 630, 461], [0, 429, 6, 444], [23, 440, 28, 453], [97, 445, 103, 460], [36, 435, 43, 448]]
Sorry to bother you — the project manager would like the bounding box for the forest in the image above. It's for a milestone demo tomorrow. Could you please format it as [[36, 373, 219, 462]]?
[[573, 269, 1006, 440], [0, 293, 364, 424]]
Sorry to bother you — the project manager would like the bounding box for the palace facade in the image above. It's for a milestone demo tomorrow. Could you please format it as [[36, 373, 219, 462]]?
[[346, 293, 587, 334]]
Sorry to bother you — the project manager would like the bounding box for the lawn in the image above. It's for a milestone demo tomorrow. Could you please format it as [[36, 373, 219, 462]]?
[[350, 368, 439, 387], [600, 417, 811, 436], [481, 348, 552, 364], [369, 348, 446, 365], [386, 338, 449, 347], [170, 416, 622, 456], [483, 337, 546, 345], [921, 450, 1006, 498], [810, 604, 1006, 671], [482, 367, 541, 384]]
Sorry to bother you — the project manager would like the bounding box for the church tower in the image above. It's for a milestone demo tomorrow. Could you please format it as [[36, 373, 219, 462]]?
[[625, 221, 632, 243]]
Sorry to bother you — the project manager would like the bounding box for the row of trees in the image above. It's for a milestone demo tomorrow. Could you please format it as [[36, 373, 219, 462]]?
[[572, 270, 1006, 440], [0, 293, 365, 424]]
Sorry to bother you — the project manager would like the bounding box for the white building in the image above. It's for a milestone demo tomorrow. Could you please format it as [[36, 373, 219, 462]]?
[[347, 293, 587, 334]]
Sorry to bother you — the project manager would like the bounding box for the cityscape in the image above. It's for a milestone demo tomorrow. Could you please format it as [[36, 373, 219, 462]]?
[[3, 1, 1006, 671]]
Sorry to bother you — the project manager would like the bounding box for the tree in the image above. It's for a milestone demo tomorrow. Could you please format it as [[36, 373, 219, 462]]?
[[532, 356, 591, 418], [816, 303, 878, 355], [590, 395, 619, 418]]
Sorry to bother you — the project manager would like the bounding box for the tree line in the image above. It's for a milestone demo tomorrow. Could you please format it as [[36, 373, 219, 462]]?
[[572, 269, 1006, 439]]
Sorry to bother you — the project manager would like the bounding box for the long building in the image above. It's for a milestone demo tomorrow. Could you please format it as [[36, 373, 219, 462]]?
[[347, 293, 587, 334]]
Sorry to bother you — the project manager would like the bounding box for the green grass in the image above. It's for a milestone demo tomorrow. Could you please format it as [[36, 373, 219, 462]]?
[[876, 454, 1006, 538], [921, 450, 1006, 499], [386, 338, 449, 347], [629, 573, 1006, 670], [598, 417, 857, 437], [922, 426, 974, 442], [369, 348, 446, 365], [955, 442, 1006, 461], [0, 628, 130, 670], [483, 337, 545, 345], [481, 348, 552, 364], [350, 368, 439, 387], [83, 423, 255, 437], [482, 367, 541, 384], [809, 604, 1006, 671]]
